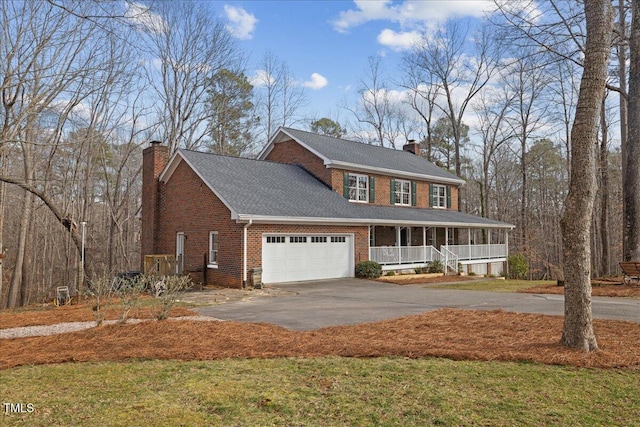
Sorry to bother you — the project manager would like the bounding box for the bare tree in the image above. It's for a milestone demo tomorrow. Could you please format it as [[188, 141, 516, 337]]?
[[0, 1, 146, 306], [473, 89, 514, 220], [407, 19, 498, 200], [401, 56, 442, 160], [560, 0, 613, 351], [138, 0, 242, 154], [502, 53, 552, 258], [625, 0, 640, 261], [342, 56, 408, 148], [254, 51, 307, 146]]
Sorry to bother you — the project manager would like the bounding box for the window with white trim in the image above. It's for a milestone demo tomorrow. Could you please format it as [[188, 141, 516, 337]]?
[[209, 231, 219, 266], [432, 184, 446, 208], [348, 173, 368, 202], [395, 179, 411, 206]]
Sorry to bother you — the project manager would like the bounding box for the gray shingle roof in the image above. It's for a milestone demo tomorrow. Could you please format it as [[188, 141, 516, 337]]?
[[176, 149, 512, 229], [278, 127, 463, 183]]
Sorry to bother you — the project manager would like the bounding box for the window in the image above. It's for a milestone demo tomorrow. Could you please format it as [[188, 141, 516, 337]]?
[[432, 184, 447, 208], [348, 173, 368, 202], [290, 236, 307, 243], [208, 231, 219, 266], [331, 236, 346, 243], [394, 179, 411, 206], [311, 236, 327, 243], [266, 236, 285, 243]]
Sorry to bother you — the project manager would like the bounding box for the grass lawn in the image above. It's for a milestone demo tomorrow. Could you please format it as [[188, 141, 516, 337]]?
[[434, 279, 555, 292], [2, 357, 638, 426]]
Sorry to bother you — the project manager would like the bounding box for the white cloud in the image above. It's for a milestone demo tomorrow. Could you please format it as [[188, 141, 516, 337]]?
[[302, 73, 328, 90], [125, 2, 167, 34], [332, 0, 493, 33], [250, 69, 273, 87], [224, 5, 258, 40], [377, 29, 421, 51]]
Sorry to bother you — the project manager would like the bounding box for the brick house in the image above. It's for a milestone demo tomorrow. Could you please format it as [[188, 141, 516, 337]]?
[[141, 127, 513, 288]]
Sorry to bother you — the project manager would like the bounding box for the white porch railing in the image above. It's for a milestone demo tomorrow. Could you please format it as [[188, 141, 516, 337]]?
[[440, 246, 459, 273], [369, 245, 443, 266], [369, 243, 507, 267], [443, 244, 507, 260]]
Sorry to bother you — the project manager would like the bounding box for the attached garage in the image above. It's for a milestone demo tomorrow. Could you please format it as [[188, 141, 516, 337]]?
[[261, 234, 354, 283]]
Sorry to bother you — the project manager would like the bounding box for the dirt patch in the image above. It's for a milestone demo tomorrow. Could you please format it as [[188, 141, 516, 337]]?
[[520, 279, 640, 298], [377, 274, 477, 285], [1, 309, 638, 370]]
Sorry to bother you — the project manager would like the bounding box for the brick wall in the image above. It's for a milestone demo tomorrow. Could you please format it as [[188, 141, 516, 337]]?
[[265, 138, 461, 212], [141, 142, 169, 267], [264, 139, 332, 186], [156, 160, 244, 288], [330, 168, 461, 211]]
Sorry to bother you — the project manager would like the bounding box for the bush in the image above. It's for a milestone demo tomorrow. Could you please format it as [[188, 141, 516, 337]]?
[[386, 271, 396, 276], [151, 274, 194, 320], [426, 260, 443, 274], [356, 261, 382, 279], [84, 275, 114, 326], [508, 254, 529, 280]]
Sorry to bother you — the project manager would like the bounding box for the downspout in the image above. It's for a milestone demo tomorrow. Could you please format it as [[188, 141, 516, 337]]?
[[242, 219, 253, 288]]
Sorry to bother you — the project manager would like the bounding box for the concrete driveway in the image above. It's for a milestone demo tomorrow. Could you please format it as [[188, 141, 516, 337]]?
[[194, 278, 640, 330]]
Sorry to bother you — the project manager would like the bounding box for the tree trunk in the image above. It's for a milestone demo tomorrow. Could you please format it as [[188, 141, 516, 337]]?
[[599, 98, 610, 276], [624, 0, 640, 261], [560, 0, 613, 351]]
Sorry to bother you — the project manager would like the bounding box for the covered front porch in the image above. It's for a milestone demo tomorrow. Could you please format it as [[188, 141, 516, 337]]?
[[368, 225, 509, 274]]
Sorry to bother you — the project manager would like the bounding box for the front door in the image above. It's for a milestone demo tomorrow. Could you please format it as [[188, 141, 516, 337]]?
[[176, 232, 185, 274]]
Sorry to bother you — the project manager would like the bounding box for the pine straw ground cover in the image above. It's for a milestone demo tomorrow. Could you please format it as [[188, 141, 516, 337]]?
[[2, 308, 639, 370], [0, 296, 195, 329]]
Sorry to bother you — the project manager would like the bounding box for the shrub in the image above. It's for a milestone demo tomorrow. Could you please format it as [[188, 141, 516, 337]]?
[[356, 261, 382, 279], [84, 275, 114, 326], [151, 274, 194, 320], [113, 274, 148, 323], [508, 254, 529, 280], [386, 271, 396, 276], [426, 260, 443, 274]]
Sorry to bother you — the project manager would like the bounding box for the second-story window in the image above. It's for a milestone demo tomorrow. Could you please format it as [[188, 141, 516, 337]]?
[[348, 173, 368, 202], [432, 184, 447, 208], [394, 179, 411, 206]]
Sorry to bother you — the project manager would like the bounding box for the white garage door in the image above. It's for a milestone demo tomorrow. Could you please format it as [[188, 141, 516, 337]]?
[[262, 234, 354, 283]]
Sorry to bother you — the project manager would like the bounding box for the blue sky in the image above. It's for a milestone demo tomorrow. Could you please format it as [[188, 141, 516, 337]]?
[[209, 0, 497, 123]]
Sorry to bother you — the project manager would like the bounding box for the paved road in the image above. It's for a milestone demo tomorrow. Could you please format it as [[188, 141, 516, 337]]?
[[194, 278, 640, 330]]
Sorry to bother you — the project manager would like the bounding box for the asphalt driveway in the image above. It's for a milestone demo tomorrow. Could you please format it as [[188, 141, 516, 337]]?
[[194, 278, 640, 330]]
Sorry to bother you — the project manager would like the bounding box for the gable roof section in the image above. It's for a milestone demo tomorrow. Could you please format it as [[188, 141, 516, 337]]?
[[259, 127, 465, 185], [160, 149, 513, 229]]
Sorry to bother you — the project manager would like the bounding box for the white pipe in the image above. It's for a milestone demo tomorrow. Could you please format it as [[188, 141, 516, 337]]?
[[243, 219, 253, 287]]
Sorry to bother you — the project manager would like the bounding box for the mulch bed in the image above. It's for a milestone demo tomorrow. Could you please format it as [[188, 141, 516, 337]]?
[[1, 309, 639, 370], [377, 274, 477, 285], [0, 298, 196, 329], [520, 278, 640, 298]]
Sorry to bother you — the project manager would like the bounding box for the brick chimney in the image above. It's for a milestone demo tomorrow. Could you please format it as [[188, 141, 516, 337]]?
[[403, 140, 421, 155], [141, 141, 169, 267]]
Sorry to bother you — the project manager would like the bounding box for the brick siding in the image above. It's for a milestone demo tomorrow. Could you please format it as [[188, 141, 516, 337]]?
[[155, 160, 245, 288], [265, 138, 461, 212], [141, 143, 169, 267], [264, 139, 332, 186]]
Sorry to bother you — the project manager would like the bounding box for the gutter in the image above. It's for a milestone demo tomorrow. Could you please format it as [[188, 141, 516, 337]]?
[[242, 219, 253, 288]]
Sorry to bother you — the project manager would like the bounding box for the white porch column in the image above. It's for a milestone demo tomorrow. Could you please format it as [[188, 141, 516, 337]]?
[[423, 227, 427, 262], [396, 226, 401, 263], [468, 228, 472, 259]]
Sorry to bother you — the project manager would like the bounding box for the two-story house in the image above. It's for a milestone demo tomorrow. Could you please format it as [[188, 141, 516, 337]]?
[[141, 127, 513, 288]]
